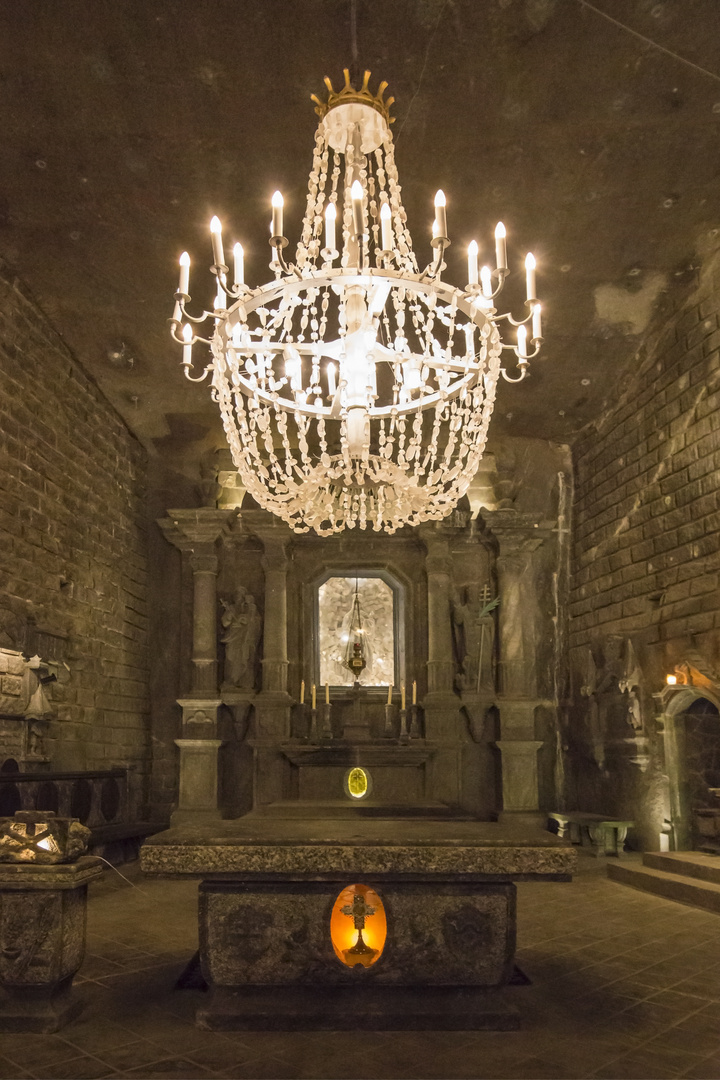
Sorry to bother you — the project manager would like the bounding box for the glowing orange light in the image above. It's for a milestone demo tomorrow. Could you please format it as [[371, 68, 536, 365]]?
[[666, 674, 677, 686], [330, 883, 386, 968]]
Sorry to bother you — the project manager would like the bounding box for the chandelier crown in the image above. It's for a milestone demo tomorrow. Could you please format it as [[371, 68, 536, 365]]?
[[311, 68, 395, 125]]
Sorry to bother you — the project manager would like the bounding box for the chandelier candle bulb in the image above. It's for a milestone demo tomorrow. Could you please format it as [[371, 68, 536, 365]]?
[[325, 201, 336, 251], [532, 303, 542, 340], [210, 216, 224, 268], [380, 200, 392, 250], [525, 252, 537, 301], [182, 323, 193, 366], [178, 251, 190, 295], [480, 265, 493, 298], [412, 680, 417, 705], [401, 683, 406, 711], [351, 180, 364, 239], [300, 680, 305, 704], [311, 684, 317, 710], [387, 684, 393, 705], [434, 190, 447, 238], [495, 222, 507, 271], [233, 243, 244, 287], [518, 319, 528, 358], [271, 190, 284, 238], [467, 240, 479, 286]]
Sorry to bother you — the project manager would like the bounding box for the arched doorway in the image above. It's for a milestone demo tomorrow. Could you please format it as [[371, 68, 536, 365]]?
[[660, 688, 720, 851]]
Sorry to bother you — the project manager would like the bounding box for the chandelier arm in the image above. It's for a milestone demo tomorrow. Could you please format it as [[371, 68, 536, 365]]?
[[500, 341, 541, 362], [183, 364, 214, 383], [500, 366, 528, 384], [169, 321, 213, 347], [495, 309, 535, 328]]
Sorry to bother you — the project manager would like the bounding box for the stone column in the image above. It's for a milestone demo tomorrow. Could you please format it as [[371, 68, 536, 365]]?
[[157, 509, 236, 823], [250, 523, 294, 808], [484, 511, 547, 826], [259, 538, 289, 695], [423, 533, 455, 697], [420, 527, 463, 807]]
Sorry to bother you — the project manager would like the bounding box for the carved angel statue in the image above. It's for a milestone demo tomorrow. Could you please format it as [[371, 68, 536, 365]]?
[[220, 586, 262, 689]]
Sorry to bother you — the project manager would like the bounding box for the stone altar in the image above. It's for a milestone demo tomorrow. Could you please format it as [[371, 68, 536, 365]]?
[[142, 817, 575, 1030]]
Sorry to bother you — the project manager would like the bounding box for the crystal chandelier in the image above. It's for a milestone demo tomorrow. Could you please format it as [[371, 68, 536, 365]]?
[[171, 70, 543, 535]]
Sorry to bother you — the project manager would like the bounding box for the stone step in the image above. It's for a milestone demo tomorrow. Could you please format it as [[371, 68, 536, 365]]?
[[643, 851, 720, 885], [607, 861, 720, 915]]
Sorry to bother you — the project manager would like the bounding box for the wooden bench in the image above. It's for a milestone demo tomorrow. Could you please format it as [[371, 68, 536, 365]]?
[[548, 812, 634, 857]]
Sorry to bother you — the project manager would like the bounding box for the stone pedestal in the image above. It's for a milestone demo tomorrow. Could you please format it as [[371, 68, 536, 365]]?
[[173, 739, 223, 824], [0, 857, 103, 1032]]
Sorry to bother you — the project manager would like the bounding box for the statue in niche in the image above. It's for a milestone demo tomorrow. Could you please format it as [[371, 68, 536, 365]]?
[[220, 586, 262, 689], [452, 583, 499, 694], [618, 638, 643, 732], [581, 635, 644, 771]]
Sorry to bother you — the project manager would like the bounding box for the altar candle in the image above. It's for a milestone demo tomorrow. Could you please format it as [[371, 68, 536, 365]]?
[[412, 680, 417, 705], [325, 683, 330, 704], [311, 684, 316, 710], [387, 684, 393, 705], [401, 683, 406, 711], [300, 680, 305, 704]]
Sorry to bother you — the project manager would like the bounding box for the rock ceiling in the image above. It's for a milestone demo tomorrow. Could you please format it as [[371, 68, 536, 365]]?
[[1, 0, 719, 485]]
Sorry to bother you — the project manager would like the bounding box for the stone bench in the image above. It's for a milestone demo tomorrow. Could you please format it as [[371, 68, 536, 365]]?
[[548, 812, 634, 857]]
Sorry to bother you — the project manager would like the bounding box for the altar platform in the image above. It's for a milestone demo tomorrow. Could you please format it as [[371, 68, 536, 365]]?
[[141, 818, 575, 1030]]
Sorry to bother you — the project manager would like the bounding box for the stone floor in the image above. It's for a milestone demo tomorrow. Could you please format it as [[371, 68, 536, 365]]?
[[0, 853, 719, 1080]]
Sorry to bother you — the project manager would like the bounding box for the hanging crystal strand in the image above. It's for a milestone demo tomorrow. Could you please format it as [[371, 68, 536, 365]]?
[[383, 136, 417, 272], [299, 128, 326, 269]]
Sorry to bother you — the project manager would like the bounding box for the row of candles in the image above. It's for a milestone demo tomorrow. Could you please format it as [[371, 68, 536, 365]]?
[[175, 189, 542, 361], [299, 680, 418, 709]]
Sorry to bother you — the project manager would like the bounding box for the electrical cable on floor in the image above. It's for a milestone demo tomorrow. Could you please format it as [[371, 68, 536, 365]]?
[[93, 854, 164, 904]]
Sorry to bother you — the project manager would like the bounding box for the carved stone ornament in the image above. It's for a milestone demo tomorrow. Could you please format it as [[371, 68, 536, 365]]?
[[0, 811, 91, 864]]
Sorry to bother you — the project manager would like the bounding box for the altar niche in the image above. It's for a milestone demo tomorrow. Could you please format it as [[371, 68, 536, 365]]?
[[315, 571, 403, 692]]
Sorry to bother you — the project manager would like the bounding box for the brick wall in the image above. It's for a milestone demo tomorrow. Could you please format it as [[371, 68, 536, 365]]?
[[568, 256, 720, 842], [0, 264, 150, 799], [571, 267, 720, 656]]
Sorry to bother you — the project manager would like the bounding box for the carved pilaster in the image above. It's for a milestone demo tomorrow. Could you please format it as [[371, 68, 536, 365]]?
[[422, 531, 455, 698], [482, 511, 549, 822], [258, 535, 290, 696]]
